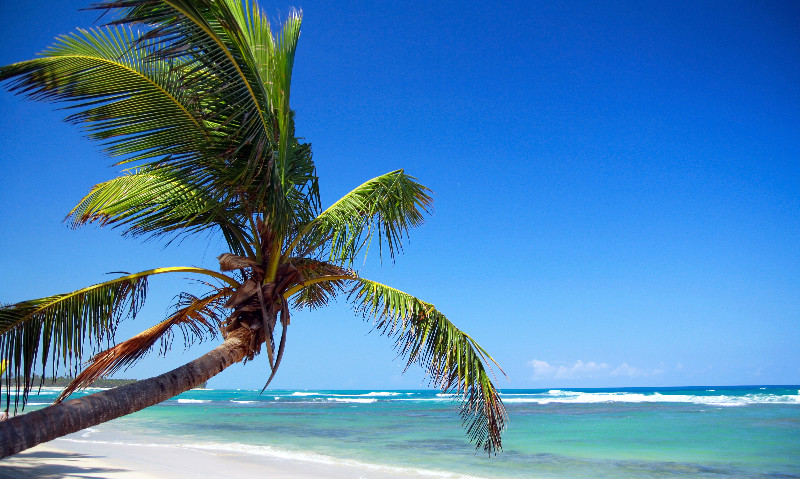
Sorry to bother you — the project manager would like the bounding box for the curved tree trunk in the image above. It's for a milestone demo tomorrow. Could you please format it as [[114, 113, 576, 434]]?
[[0, 328, 252, 458]]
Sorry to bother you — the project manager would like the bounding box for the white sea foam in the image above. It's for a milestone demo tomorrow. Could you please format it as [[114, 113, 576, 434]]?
[[189, 442, 485, 478], [176, 399, 210, 404], [81, 428, 99, 438], [361, 391, 401, 396], [230, 400, 257, 404], [289, 391, 402, 399], [60, 438, 164, 448], [547, 389, 578, 395], [326, 398, 377, 404], [499, 391, 800, 406], [497, 390, 578, 397]]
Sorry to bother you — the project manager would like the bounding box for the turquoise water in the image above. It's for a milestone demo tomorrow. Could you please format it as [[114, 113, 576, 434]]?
[[12, 386, 800, 478]]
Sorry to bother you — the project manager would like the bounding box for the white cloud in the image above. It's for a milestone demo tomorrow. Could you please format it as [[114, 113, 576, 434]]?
[[529, 359, 664, 380], [528, 359, 610, 379], [529, 359, 557, 379]]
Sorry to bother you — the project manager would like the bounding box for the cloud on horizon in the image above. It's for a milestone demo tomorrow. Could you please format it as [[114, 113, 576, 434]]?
[[529, 359, 663, 380]]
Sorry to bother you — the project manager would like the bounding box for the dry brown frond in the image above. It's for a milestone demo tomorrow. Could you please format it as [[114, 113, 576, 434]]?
[[56, 287, 233, 402], [218, 253, 258, 271]]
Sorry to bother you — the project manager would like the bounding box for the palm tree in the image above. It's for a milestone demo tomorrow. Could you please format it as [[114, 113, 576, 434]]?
[[0, 0, 506, 458]]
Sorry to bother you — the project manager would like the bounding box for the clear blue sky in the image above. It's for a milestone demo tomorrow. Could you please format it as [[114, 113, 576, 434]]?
[[1, 1, 798, 390]]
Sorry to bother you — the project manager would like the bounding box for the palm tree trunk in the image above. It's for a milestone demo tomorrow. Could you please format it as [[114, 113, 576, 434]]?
[[0, 328, 252, 458]]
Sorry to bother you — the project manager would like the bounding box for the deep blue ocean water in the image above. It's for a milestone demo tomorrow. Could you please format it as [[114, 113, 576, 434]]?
[[12, 385, 800, 478]]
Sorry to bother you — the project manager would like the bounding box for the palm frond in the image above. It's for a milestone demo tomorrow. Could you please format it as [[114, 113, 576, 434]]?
[[292, 170, 432, 266], [0, 26, 208, 164], [67, 165, 253, 256], [221, 2, 309, 226], [286, 259, 354, 309], [56, 285, 232, 402], [2, 2, 319, 239], [0, 266, 236, 412], [282, 137, 321, 233], [101, 1, 308, 232], [0, 275, 147, 411], [348, 278, 507, 454]]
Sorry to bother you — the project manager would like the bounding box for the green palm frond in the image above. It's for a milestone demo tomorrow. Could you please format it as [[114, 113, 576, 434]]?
[[217, 1, 306, 219], [287, 259, 354, 309], [1, 2, 319, 240], [67, 165, 253, 256], [0, 26, 208, 164], [104, 1, 309, 233], [0, 266, 237, 411], [0, 275, 147, 411], [283, 134, 321, 233], [55, 285, 233, 402], [292, 170, 432, 265], [348, 279, 507, 454]]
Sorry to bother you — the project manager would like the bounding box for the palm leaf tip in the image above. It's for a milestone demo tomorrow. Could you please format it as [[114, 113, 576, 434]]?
[[348, 278, 507, 454], [303, 170, 434, 266], [0, 274, 148, 412]]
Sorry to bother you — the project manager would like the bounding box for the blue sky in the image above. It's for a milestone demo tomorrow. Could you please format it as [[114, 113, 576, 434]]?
[[1, 1, 798, 390]]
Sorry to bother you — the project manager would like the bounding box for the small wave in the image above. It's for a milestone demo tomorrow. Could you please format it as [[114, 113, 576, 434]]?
[[326, 398, 377, 404], [498, 392, 543, 397], [176, 399, 210, 404], [81, 428, 99, 438], [290, 391, 400, 399], [548, 390, 584, 397], [501, 392, 800, 406], [230, 400, 257, 404]]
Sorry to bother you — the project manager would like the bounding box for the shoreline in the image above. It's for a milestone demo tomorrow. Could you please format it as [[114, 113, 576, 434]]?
[[0, 438, 472, 479]]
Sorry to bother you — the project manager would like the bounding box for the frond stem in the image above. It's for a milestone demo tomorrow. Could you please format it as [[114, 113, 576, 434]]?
[[126, 266, 240, 287], [265, 236, 283, 283], [282, 275, 355, 299]]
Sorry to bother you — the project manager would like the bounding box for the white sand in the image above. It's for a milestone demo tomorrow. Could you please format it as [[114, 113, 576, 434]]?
[[0, 439, 431, 478]]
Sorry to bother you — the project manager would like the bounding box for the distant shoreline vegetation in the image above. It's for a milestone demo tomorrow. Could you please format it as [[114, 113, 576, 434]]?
[[2, 376, 207, 389]]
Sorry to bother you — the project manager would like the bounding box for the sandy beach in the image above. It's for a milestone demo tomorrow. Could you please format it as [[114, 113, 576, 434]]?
[[0, 439, 426, 479]]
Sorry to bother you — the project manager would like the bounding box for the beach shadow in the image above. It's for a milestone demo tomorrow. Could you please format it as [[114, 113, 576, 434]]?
[[0, 450, 127, 479]]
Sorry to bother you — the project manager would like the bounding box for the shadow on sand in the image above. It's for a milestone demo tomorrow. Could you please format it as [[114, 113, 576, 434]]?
[[0, 449, 128, 479]]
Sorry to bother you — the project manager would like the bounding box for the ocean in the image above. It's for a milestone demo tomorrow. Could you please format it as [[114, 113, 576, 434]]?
[[11, 385, 800, 478]]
